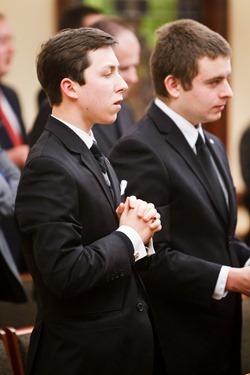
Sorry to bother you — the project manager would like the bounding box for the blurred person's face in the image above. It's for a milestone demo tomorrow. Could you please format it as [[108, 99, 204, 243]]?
[[0, 18, 14, 78], [82, 13, 104, 27], [115, 30, 140, 98]]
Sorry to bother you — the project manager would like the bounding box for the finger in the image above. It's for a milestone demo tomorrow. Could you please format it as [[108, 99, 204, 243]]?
[[128, 195, 137, 209], [149, 219, 162, 231], [143, 209, 160, 222], [116, 202, 125, 217], [135, 200, 148, 218]]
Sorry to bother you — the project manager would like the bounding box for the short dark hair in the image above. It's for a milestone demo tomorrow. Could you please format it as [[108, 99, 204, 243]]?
[[59, 5, 103, 30], [150, 19, 232, 98], [36, 27, 116, 105]]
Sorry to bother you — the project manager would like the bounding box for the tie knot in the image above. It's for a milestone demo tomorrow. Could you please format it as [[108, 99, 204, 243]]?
[[196, 133, 205, 151], [90, 141, 102, 158], [90, 141, 107, 174]]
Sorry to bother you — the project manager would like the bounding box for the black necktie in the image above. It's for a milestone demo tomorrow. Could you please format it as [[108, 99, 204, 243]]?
[[196, 133, 228, 221], [90, 140, 107, 174], [90, 141, 115, 201]]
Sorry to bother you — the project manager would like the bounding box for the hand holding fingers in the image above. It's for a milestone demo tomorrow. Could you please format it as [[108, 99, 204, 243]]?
[[141, 205, 159, 222], [117, 196, 136, 217], [128, 195, 137, 209], [116, 202, 125, 218], [149, 216, 162, 232], [118, 197, 162, 243], [134, 199, 149, 218]]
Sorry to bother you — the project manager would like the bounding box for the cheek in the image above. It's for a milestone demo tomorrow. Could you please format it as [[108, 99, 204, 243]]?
[[191, 90, 211, 108]]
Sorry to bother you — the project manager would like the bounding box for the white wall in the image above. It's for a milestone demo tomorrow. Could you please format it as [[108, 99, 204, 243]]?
[[228, 0, 250, 192], [1, 0, 56, 130]]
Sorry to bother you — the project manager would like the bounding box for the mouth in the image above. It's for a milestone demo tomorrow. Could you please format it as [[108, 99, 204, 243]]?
[[113, 99, 123, 111], [215, 104, 225, 112], [114, 99, 123, 106]]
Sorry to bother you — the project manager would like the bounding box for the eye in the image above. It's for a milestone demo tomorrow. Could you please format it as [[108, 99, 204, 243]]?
[[119, 66, 128, 73], [104, 67, 115, 77], [208, 78, 221, 87], [104, 71, 112, 77]]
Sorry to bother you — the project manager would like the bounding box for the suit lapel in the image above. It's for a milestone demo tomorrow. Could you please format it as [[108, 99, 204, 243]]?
[[81, 149, 119, 209], [148, 103, 232, 225], [105, 158, 121, 208], [45, 117, 118, 210]]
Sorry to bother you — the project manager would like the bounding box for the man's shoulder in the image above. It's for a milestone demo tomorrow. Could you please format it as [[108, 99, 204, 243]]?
[[240, 125, 250, 145], [0, 83, 19, 102]]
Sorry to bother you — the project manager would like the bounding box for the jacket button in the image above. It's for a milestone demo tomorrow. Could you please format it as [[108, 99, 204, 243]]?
[[136, 302, 144, 312]]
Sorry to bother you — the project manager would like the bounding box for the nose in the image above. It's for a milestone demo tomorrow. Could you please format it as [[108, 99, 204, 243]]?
[[5, 36, 15, 55], [222, 80, 233, 99], [125, 66, 138, 85], [116, 74, 128, 94]]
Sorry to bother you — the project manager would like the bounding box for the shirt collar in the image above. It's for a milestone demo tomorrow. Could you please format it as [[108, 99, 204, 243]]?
[[154, 97, 204, 149], [51, 114, 95, 149]]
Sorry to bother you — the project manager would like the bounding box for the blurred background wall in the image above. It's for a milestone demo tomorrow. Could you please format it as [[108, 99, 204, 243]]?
[[1, 0, 250, 196]]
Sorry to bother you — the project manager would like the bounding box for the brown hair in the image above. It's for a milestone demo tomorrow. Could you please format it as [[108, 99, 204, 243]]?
[[36, 27, 117, 105], [150, 19, 232, 97]]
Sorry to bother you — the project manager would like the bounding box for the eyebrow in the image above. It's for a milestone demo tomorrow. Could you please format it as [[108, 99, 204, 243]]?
[[100, 64, 119, 72], [204, 72, 231, 82]]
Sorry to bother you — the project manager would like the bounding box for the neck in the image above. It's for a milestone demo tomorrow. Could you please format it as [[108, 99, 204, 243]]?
[[52, 105, 92, 134]]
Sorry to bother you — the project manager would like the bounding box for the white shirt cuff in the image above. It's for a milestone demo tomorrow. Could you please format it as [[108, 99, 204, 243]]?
[[212, 265, 231, 300], [117, 225, 155, 261], [244, 257, 250, 267]]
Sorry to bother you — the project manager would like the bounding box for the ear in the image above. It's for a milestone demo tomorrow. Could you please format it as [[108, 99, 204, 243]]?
[[60, 78, 78, 99], [164, 75, 181, 98]]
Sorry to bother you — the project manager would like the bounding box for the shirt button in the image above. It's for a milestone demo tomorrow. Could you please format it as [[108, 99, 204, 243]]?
[[136, 302, 144, 312]]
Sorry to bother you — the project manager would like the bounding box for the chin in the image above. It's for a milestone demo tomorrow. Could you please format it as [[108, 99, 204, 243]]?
[[206, 114, 221, 123], [102, 115, 118, 124]]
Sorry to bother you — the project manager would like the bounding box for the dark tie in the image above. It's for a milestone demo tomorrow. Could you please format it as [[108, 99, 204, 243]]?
[[196, 133, 228, 221], [90, 140, 114, 201], [90, 140, 108, 174]]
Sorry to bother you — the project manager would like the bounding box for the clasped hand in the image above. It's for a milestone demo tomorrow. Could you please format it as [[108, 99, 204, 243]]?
[[116, 195, 162, 244]]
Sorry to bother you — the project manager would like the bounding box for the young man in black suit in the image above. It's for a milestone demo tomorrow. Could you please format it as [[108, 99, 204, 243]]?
[[109, 19, 250, 375], [15, 27, 163, 375]]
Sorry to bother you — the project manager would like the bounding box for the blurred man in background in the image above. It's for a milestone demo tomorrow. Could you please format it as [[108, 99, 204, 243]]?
[[0, 13, 29, 271], [91, 17, 141, 156]]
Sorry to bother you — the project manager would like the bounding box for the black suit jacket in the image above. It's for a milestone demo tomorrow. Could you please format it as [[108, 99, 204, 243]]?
[[15, 116, 156, 375], [109, 101, 250, 375], [239, 125, 250, 212]]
